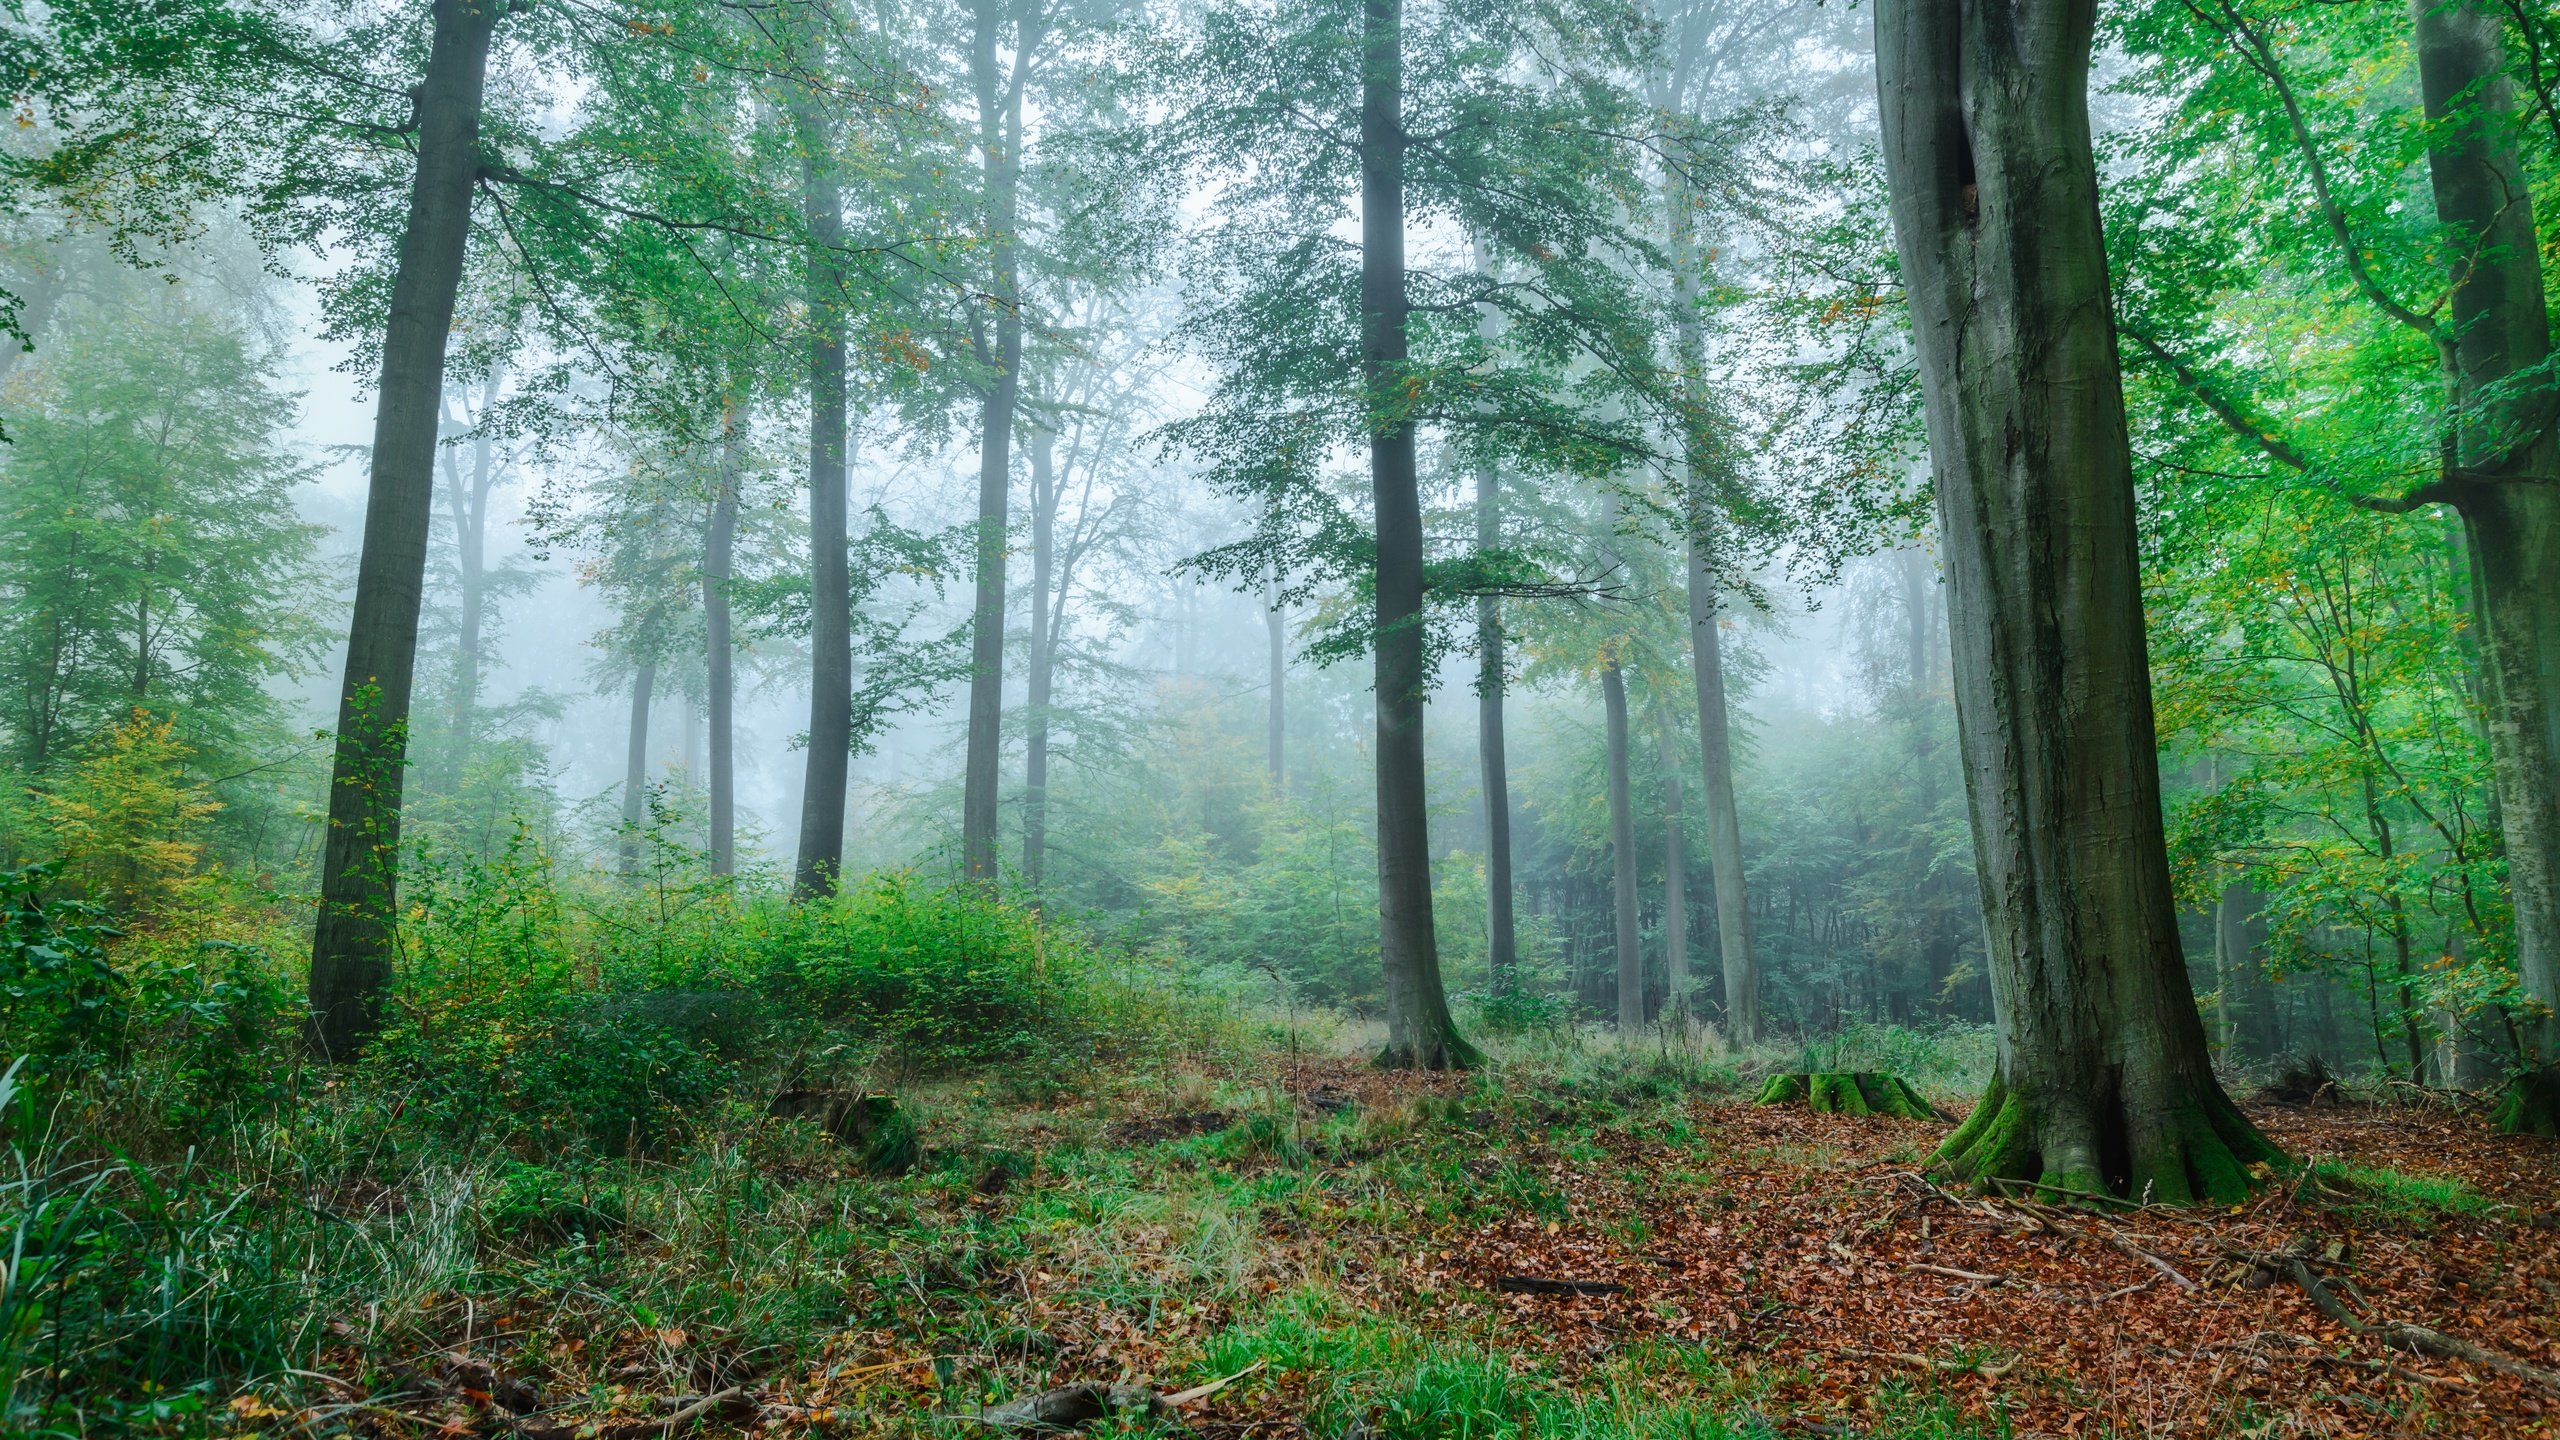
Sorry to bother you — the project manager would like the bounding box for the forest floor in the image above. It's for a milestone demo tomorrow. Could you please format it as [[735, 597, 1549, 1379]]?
[[284, 1045, 2560, 1440]]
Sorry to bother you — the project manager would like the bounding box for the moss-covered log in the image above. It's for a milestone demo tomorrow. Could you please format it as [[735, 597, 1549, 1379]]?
[[1753, 1072, 1941, 1120]]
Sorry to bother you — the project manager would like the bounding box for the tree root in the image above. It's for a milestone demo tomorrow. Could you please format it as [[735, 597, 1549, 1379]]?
[[2236, 1248, 2560, 1396], [1932, 1073, 2281, 1205], [2491, 1064, 2560, 1138]]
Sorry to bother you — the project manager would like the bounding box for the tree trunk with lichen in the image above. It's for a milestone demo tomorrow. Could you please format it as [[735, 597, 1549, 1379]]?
[[2407, 0, 2560, 1134], [1876, 0, 2280, 1201]]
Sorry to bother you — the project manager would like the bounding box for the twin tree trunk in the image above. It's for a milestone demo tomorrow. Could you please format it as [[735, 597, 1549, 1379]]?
[[438, 367, 502, 793], [1602, 659, 1642, 1029], [2408, 1, 2560, 1133], [793, 95, 853, 900], [1363, 0, 1472, 1069], [305, 0, 499, 1060], [1876, 0, 2278, 1200], [959, 0, 1027, 885]]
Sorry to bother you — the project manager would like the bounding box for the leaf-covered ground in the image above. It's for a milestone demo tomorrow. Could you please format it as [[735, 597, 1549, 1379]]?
[[281, 1050, 2560, 1439]]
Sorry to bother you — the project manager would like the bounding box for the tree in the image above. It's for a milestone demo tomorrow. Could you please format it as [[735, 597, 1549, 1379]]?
[[1876, 0, 2279, 1200], [1601, 649, 1642, 1028]]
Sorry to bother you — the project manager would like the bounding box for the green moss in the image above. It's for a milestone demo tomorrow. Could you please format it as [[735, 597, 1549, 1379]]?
[[1757, 1071, 1938, 1120], [2491, 1065, 2560, 1138]]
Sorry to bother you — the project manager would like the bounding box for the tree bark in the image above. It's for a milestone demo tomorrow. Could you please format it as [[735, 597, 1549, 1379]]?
[[959, 0, 1030, 884], [619, 656, 657, 875], [1364, 0, 1472, 1069], [2215, 877, 2276, 1062], [1477, 461, 1517, 992], [792, 95, 852, 900], [1022, 424, 1055, 890], [1667, 184, 1761, 1046], [1658, 718, 1690, 1023], [2408, 0, 2560, 1133], [1877, 0, 2279, 1200], [1267, 581, 1287, 791], [706, 408, 740, 876], [1603, 660, 1643, 1029], [305, 0, 501, 1061], [437, 367, 503, 794]]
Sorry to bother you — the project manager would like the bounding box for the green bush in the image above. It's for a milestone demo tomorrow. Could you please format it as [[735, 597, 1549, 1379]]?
[[0, 861, 127, 1069], [757, 872, 1094, 1071]]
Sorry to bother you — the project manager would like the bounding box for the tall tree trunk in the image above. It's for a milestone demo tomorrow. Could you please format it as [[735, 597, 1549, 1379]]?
[[619, 656, 657, 875], [1877, 0, 2279, 1200], [1267, 581, 1287, 790], [1364, 0, 1472, 1069], [1666, 181, 1761, 1046], [1603, 659, 1642, 1030], [1658, 719, 1690, 1023], [2409, 0, 2560, 1135], [1477, 460, 1517, 992], [792, 97, 852, 900], [439, 366, 502, 794], [305, 0, 501, 1061], [2215, 877, 2274, 1061], [960, 0, 1029, 884], [1022, 424, 1055, 890], [705, 410, 740, 876]]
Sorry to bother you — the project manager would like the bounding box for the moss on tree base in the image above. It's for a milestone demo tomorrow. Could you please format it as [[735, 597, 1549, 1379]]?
[[1753, 1072, 1942, 1120], [1930, 1073, 2282, 1206], [2491, 1065, 2560, 1138]]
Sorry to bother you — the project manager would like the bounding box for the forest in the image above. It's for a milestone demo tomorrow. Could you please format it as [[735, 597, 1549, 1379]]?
[[2, 0, 2559, 1433]]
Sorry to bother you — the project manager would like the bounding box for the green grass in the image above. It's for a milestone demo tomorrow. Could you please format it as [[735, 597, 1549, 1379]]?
[[2298, 1160, 2504, 1225]]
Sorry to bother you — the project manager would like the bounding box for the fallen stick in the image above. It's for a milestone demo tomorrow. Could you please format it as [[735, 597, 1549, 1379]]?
[[2245, 1251, 2560, 1397], [1905, 1262, 2007, 1286], [658, 1387, 747, 1434], [1161, 1359, 1268, 1408], [1496, 1275, 1624, 1296], [1835, 1345, 2017, 1379], [2098, 1228, 2195, 1290]]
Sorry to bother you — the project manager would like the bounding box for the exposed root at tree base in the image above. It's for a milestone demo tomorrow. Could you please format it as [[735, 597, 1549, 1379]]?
[[2492, 1064, 2560, 1138], [1931, 1072, 2283, 1205], [1753, 1071, 1940, 1120]]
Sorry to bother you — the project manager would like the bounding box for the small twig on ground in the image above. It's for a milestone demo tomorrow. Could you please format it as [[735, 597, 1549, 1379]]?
[[1905, 1262, 2008, 1286], [1835, 1345, 2018, 1379], [1162, 1359, 1268, 1408], [658, 1387, 748, 1434], [1496, 1275, 1625, 1296], [2099, 1227, 2197, 1289]]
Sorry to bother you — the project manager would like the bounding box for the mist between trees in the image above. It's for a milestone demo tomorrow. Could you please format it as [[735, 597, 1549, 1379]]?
[[1, 0, 2559, 1431]]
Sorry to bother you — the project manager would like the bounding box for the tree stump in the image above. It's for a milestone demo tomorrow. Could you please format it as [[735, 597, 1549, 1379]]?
[[769, 1089, 918, 1174], [1753, 1072, 1941, 1120]]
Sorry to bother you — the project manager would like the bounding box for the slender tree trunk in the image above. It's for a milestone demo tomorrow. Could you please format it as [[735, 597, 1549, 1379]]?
[[1667, 187, 1761, 1045], [706, 410, 740, 876], [1603, 660, 1642, 1030], [2215, 877, 2273, 1061], [1267, 581, 1287, 790], [960, 0, 1028, 884], [440, 367, 501, 794], [1657, 718, 1690, 1023], [1022, 424, 1055, 890], [1877, 0, 2279, 1200], [305, 0, 501, 1061], [619, 657, 657, 875], [1477, 461, 1517, 992], [1364, 0, 1471, 1069], [2409, 0, 2560, 1134], [792, 97, 852, 900]]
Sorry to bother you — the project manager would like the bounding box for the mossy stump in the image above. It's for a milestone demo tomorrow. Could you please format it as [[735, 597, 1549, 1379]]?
[[2492, 1065, 2560, 1138], [768, 1089, 917, 1174], [1754, 1072, 1942, 1120]]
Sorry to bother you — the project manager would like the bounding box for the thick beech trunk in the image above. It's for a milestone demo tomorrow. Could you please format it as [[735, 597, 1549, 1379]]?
[[960, 0, 1029, 884], [619, 657, 657, 875], [1363, 0, 1472, 1069], [306, 0, 500, 1060], [792, 104, 852, 900], [706, 413, 740, 875], [1023, 426, 1055, 889], [1658, 720, 1690, 1021], [1876, 0, 2278, 1200], [1603, 660, 1642, 1029], [1477, 462, 1517, 991], [2408, 0, 2560, 1132]]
